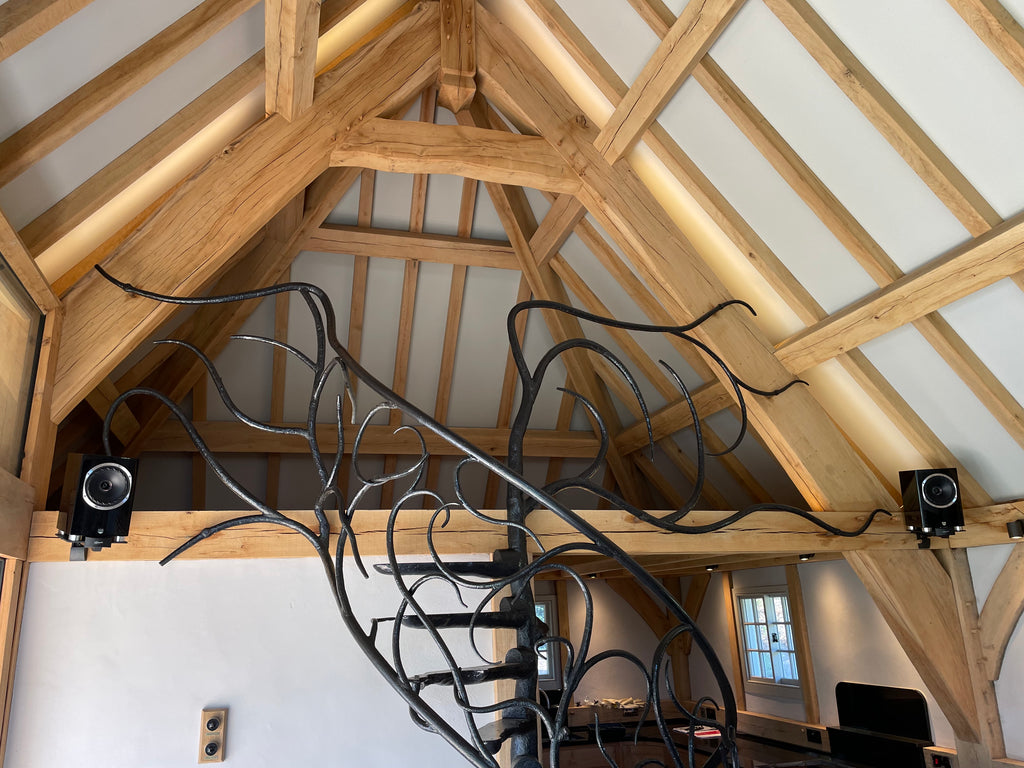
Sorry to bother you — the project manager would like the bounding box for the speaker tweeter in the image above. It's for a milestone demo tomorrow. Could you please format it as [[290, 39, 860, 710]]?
[[58, 454, 138, 551], [899, 468, 964, 539]]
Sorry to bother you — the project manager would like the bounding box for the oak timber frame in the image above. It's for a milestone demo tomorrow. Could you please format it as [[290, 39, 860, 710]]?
[[3, 1, 1024, 767]]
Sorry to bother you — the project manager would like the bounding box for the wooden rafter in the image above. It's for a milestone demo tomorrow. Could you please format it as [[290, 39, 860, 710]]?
[[330, 118, 580, 193], [483, 276, 532, 508], [764, 0, 1001, 237], [694, 57, 1024, 455], [21, 52, 265, 259], [529, 0, 993, 518], [425, 178, 475, 489], [593, 0, 744, 162], [109, 168, 360, 461], [306, 225, 518, 269], [50, 3, 441, 423], [0, 0, 95, 62], [381, 86, 434, 509], [0, 0, 259, 189], [946, 0, 1024, 90], [265, 0, 321, 120]]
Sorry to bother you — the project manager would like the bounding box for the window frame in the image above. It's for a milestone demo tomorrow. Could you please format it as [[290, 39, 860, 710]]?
[[534, 597, 561, 690], [732, 586, 802, 701]]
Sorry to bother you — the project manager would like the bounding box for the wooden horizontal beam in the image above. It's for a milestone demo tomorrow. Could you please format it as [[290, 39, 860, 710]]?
[[305, 224, 519, 269], [330, 117, 580, 193], [143, 420, 601, 457], [27, 501, 1024, 563], [776, 211, 1024, 373]]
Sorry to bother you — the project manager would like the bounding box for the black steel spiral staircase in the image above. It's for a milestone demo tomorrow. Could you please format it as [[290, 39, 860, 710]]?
[[91, 268, 886, 768]]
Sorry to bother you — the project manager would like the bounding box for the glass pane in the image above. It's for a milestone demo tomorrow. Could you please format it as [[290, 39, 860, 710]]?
[[747, 651, 762, 679], [778, 652, 795, 680], [776, 623, 792, 650], [537, 643, 550, 677], [740, 597, 755, 623], [760, 652, 774, 678], [535, 603, 547, 622], [754, 598, 767, 623], [0, 254, 43, 476], [744, 624, 759, 650], [758, 625, 771, 649]]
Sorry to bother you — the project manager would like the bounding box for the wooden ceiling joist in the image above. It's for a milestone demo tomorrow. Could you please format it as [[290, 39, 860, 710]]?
[[50, 3, 441, 424], [0, 0, 259, 189], [26, 501, 1024, 563], [265, 0, 321, 121], [306, 224, 519, 269], [330, 117, 580, 193]]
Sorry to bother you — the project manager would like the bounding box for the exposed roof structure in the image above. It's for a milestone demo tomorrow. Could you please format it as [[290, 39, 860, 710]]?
[[2, 0, 1024, 763]]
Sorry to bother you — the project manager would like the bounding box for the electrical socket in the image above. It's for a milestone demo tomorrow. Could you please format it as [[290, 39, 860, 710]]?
[[198, 708, 227, 763]]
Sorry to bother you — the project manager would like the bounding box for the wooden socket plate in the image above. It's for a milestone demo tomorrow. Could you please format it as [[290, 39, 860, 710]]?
[[198, 708, 227, 763]]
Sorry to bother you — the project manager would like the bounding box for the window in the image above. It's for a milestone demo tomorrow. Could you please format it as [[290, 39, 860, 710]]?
[[735, 590, 800, 694], [534, 598, 560, 687]]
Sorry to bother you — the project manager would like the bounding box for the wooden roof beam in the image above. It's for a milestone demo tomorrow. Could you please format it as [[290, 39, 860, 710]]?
[[777, 210, 1024, 373], [946, 0, 1024, 89], [144, 421, 602, 458], [458, 96, 649, 506], [330, 117, 580, 193], [306, 225, 517, 269], [765, 0, 1000, 237], [979, 543, 1024, 682], [0, 0, 96, 63], [696, 57, 1024, 454], [594, 0, 745, 162], [0, 0, 259, 189], [425, 177, 475, 489], [29, 501, 1024, 563], [265, 0, 320, 120], [112, 168, 360, 458], [0, 207, 59, 313], [51, 3, 441, 423]]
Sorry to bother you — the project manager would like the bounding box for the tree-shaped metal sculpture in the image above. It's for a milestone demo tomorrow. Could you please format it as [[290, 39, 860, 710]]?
[[96, 267, 887, 768]]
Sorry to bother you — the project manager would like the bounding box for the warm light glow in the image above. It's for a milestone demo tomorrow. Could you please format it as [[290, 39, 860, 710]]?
[[35, 0, 411, 285]]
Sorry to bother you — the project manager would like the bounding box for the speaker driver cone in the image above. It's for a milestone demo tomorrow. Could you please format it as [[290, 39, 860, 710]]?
[[920, 472, 958, 510], [82, 462, 133, 510]]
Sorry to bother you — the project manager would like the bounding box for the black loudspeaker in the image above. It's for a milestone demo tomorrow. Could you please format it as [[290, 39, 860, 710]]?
[[899, 468, 964, 538], [57, 454, 138, 550]]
